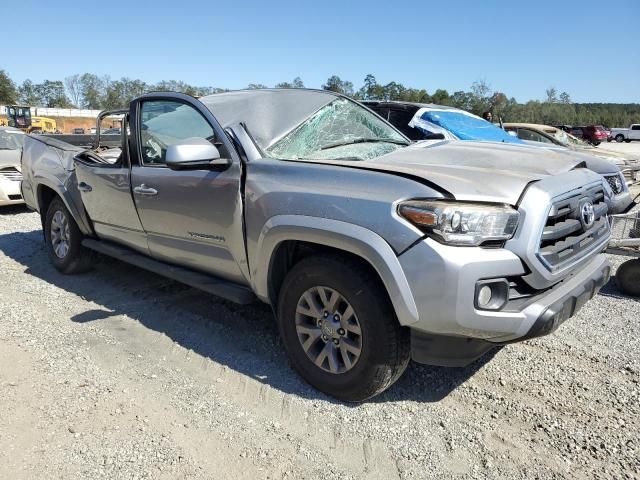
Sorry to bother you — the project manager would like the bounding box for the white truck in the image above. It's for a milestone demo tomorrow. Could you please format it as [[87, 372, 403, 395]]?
[[611, 124, 640, 143]]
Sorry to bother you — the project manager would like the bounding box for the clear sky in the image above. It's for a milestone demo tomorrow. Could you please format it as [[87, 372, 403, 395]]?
[[4, 0, 639, 103]]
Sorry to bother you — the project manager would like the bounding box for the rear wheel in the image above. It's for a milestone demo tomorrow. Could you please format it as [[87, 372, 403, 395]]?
[[592, 140, 601, 146], [277, 255, 410, 401], [616, 259, 640, 297], [625, 139, 632, 143], [44, 197, 93, 274], [616, 134, 625, 143]]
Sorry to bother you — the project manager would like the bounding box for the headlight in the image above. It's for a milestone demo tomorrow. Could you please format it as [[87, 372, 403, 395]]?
[[398, 200, 520, 246]]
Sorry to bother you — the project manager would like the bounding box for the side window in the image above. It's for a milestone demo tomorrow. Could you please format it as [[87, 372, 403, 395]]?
[[139, 100, 215, 166], [632, 125, 640, 131], [518, 129, 553, 144]]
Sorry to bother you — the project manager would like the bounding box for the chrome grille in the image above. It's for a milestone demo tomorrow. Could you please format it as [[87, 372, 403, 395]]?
[[0, 167, 23, 182], [604, 174, 623, 194], [538, 184, 609, 270]]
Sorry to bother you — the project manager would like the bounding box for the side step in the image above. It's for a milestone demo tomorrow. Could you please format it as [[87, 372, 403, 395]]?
[[82, 239, 256, 305]]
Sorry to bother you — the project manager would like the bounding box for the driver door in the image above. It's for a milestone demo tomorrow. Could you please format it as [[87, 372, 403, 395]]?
[[129, 96, 248, 284]]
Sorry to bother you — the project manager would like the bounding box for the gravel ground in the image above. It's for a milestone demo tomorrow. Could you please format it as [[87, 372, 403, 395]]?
[[0, 207, 639, 479], [598, 142, 640, 157]]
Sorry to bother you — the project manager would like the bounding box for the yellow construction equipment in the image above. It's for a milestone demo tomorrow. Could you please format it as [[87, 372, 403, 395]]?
[[5, 105, 33, 131], [30, 116, 58, 133]]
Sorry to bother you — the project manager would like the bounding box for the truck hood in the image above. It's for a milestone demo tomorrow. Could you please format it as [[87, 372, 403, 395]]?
[[361, 141, 586, 204], [0, 149, 22, 168]]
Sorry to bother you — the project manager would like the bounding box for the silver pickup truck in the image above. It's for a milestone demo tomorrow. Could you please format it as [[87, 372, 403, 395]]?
[[611, 124, 640, 143], [21, 89, 612, 401]]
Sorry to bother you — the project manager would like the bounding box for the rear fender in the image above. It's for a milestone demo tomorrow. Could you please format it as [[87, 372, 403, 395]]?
[[35, 173, 93, 236]]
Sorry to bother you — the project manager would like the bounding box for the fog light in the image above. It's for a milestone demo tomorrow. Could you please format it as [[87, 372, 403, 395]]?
[[474, 279, 509, 311], [477, 285, 492, 307]]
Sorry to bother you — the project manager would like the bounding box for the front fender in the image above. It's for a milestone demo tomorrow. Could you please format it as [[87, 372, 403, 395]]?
[[251, 215, 420, 327]]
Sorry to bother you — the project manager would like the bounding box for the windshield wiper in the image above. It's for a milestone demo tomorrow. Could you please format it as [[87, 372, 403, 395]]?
[[296, 156, 363, 161], [320, 137, 408, 150]]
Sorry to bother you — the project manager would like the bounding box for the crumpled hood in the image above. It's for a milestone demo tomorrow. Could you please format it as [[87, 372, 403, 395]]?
[[0, 149, 22, 169], [361, 141, 586, 204], [568, 150, 620, 175]]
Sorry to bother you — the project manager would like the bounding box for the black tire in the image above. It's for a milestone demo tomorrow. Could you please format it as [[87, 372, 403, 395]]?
[[44, 197, 93, 274], [616, 259, 640, 297], [277, 255, 410, 402], [625, 139, 632, 143], [592, 140, 600, 146], [616, 134, 625, 143]]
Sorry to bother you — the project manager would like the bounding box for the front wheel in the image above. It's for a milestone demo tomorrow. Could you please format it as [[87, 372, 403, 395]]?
[[277, 255, 410, 401], [616, 134, 625, 143], [44, 197, 93, 274]]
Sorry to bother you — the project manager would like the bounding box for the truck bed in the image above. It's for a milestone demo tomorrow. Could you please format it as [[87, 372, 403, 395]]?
[[39, 133, 122, 148]]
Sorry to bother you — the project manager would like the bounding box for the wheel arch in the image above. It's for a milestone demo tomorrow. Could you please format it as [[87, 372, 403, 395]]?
[[35, 177, 93, 236], [252, 215, 420, 327]]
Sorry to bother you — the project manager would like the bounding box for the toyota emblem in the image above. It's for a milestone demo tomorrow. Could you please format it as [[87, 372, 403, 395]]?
[[580, 201, 595, 229]]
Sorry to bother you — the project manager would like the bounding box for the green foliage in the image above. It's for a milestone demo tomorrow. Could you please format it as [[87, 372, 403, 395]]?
[[0, 70, 17, 104], [1, 69, 637, 127], [275, 77, 305, 89], [322, 76, 354, 96], [18, 79, 72, 107]]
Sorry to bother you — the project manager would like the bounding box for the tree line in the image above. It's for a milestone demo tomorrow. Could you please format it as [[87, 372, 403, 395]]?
[[1, 69, 638, 127]]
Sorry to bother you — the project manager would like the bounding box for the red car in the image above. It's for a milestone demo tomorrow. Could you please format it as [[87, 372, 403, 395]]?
[[570, 125, 609, 146]]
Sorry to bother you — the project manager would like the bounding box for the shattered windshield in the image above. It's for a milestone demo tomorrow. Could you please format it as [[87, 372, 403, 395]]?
[[266, 98, 408, 161], [411, 109, 523, 144], [0, 129, 25, 150]]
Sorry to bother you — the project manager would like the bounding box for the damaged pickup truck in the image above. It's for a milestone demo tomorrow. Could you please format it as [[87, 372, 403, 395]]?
[[21, 89, 612, 401]]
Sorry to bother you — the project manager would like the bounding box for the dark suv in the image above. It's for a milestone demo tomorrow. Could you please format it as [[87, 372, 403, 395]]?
[[570, 125, 608, 146]]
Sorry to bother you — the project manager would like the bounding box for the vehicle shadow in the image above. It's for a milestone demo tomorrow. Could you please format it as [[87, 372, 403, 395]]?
[[0, 229, 497, 404], [0, 205, 32, 216], [598, 275, 640, 303]]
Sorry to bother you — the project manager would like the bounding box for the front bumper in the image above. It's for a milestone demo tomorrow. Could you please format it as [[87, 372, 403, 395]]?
[[398, 237, 610, 343], [610, 191, 634, 214], [0, 179, 24, 206]]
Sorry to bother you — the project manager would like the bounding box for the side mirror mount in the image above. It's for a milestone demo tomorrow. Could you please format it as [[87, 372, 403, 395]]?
[[165, 137, 230, 170]]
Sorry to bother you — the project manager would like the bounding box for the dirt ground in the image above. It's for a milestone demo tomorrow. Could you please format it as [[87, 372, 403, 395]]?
[[0, 204, 639, 479]]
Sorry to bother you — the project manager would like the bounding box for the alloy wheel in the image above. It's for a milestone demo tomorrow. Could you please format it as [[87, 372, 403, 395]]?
[[50, 210, 71, 259], [294, 286, 363, 374]]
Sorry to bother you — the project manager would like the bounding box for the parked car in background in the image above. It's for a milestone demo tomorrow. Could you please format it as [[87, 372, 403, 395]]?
[[504, 123, 640, 196], [364, 101, 633, 213], [610, 124, 640, 143], [0, 126, 26, 206], [101, 127, 122, 135], [72, 128, 85, 134], [570, 125, 608, 146], [604, 127, 613, 142], [554, 125, 572, 134], [21, 89, 612, 400], [363, 101, 523, 144]]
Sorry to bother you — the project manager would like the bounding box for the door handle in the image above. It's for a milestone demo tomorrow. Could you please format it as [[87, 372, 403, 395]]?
[[78, 182, 92, 192], [133, 184, 158, 196]]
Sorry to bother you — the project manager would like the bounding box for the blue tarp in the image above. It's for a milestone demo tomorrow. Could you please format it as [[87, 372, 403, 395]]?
[[411, 109, 524, 144]]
